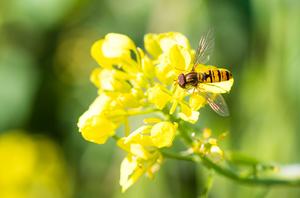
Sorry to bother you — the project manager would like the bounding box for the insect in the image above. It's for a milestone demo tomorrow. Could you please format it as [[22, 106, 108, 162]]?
[[177, 31, 233, 116]]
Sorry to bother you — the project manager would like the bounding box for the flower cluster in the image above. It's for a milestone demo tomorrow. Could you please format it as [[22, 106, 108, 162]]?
[[117, 120, 177, 191], [191, 128, 225, 161], [77, 32, 232, 191]]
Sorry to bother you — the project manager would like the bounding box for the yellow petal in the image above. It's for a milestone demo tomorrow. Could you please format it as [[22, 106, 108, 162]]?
[[131, 72, 148, 88], [150, 122, 177, 148], [169, 101, 178, 114], [209, 145, 224, 161], [146, 152, 163, 179], [178, 103, 199, 123], [208, 138, 217, 145], [143, 117, 162, 124], [91, 40, 112, 68], [169, 45, 192, 72], [130, 144, 151, 160], [91, 33, 139, 73], [102, 33, 136, 58], [138, 48, 155, 78], [203, 128, 212, 139], [178, 111, 199, 124], [90, 68, 131, 92], [117, 92, 141, 108], [77, 94, 111, 124], [120, 155, 144, 192], [144, 32, 191, 59], [180, 102, 192, 117], [77, 94, 124, 144], [155, 62, 176, 85], [78, 115, 117, 144], [189, 94, 206, 111], [172, 85, 187, 100], [144, 34, 162, 58], [124, 125, 153, 146], [148, 85, 172, 109], [159, 32, 190, 52]]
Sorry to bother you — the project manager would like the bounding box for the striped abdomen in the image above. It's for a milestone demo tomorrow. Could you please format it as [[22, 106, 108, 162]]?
[[198, 69, 232, 83]]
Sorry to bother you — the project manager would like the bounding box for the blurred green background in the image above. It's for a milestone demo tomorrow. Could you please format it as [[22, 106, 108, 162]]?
[[1, 0, 300, 197]]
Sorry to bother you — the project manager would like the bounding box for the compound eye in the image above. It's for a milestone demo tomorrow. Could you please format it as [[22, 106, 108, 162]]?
[[178, 74, 186, 88]]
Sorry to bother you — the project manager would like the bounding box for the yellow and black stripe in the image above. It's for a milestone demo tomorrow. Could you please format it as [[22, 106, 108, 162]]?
[[199, 69, 232, 83]]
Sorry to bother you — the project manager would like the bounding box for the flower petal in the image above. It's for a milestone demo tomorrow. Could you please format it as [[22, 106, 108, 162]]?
[[150, 122, 177, 148], [148, 85, 172, 109], [144, 34, 163, 58], [90, 68, 131, 92], [91, 33, 139, 73], [144, 32, 191, 58], [179, 103, 199, 124], [102, 33, 136, 58], [189, 94, 206, 111], [120, 155, 144, 192], [91, 40, 112, 68], [78, 115, 117, 144], [159, 32, 190, 52], [169, 45, 192, 72]]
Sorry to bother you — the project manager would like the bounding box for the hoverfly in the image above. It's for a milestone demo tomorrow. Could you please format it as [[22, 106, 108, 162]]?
[[177, 31, 233, 116]]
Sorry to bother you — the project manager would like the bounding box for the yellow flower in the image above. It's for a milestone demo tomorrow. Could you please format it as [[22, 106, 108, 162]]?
[[144, 32, 191, 59], [118, 121, 177, 150], [79, 32, 233, 144], [147, 85, 172, 109], [78, 114, 117, 144], [155, 45, 193, 85], [145, 33, 194, 85], [117, 121, 177, 191], [0, 131, 71, 198], [90, 68, 131, 92], [78, 93, 126, 144], [78, 32, 234, 192], [119, 152, 163, 192], [192, 128, 224, 161], [91, 33, 139, 72], [151, 121, 177, 148], [189, 94, 206, 111], [79, 32, 233, 143]]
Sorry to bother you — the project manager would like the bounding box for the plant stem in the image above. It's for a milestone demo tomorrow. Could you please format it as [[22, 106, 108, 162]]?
[[163, 149, 300, 186], [175, 124, 300, 187], [199, 169, 214, 198], [161, 150, 199, 162], [200, 155, 300, 186], [112, 134, 120, 140]]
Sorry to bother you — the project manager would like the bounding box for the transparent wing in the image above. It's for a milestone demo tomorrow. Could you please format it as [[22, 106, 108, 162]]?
[[198, 78, 234, 94], [192, 30, 215, 71], [201, 92, 230, 117]]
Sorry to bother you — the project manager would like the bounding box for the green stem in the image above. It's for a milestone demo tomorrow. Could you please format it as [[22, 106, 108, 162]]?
[[161, 150, 199, 162], [199, 169, 214, 198], [112, 134, 121, 140], [175, 124, 300, 187], [162, 149, 300, 186], [124, 118, 130, 136], [200, 155, 300, 186]]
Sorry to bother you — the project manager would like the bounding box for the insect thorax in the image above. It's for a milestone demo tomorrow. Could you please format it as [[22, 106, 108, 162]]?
[[185, 72, 199, 86]]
